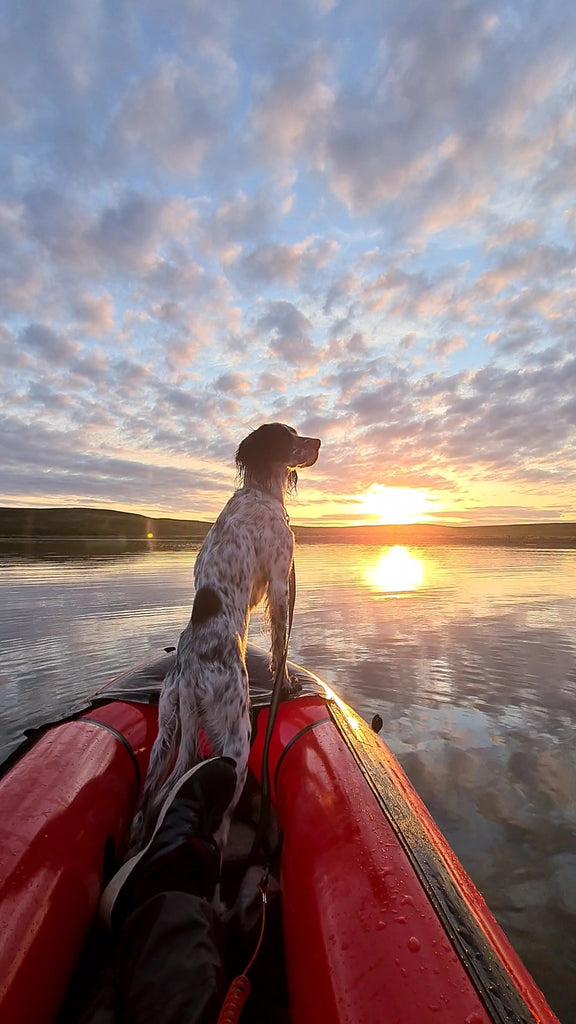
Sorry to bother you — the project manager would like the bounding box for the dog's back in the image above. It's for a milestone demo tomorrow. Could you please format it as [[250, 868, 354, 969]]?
[[193, 489, 293, 633]]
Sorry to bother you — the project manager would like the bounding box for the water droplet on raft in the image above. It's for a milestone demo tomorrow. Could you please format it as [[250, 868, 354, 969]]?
[[408, 936, 421, 952]]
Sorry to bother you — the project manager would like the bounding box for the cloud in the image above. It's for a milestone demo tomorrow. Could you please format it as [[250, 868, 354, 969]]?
[[197, 192, 276, 263], [111, 52, 237, 175], [311, 1, 576, 245], [213, 372, 251, 396], [250, 49, 334, 165], [2, 0, 576, 525], [73, 292, 114, 335], [428, 335, 467, 361], [0, 415, 229, 516], [22, 188, 196, 278], [19, 324, 80, 367], [238, 237, 339, 288], [255, 300, 316, 366]]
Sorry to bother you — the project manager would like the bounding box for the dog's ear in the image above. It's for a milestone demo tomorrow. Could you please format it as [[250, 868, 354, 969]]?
[[236, 423, 298, 492], [236, 423, 295, 473]]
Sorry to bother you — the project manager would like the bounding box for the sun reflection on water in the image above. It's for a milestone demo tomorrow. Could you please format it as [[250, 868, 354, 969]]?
[[365, 545, 425, 593]]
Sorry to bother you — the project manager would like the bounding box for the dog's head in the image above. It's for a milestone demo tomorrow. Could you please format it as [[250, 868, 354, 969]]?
[[236, 423, 321, 495]]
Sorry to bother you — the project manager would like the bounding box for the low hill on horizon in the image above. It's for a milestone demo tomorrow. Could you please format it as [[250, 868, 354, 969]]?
[[0, 506, 211, 541], [2, 506, 576, 547], [295, 520, 576, 546]]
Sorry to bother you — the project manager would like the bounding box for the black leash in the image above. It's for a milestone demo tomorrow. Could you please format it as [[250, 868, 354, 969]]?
[[250, 560, 296, 859]]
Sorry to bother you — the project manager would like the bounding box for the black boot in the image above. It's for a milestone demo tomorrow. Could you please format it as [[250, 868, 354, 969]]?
[[99, 757, 237, 934]]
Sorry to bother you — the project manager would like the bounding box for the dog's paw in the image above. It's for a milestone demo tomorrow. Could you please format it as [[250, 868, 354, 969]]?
[[268, 660, 302, 695], [280, 673, 302, 696]]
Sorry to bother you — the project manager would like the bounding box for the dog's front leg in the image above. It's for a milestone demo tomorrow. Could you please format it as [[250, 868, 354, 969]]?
[[267, 566, 289, 672], [267, 571, 300, 693]]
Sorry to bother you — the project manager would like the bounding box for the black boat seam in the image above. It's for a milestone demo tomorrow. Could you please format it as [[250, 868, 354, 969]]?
[[81, 718, 141, 793], [273, 717, 331, 794]]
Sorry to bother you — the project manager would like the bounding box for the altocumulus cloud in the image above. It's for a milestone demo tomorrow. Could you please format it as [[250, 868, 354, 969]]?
[[2, 0, 576, 523]]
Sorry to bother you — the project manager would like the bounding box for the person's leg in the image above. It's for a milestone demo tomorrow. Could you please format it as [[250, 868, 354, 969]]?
[[117, 892, 226, 1024], [99, 757, 237, 1024]]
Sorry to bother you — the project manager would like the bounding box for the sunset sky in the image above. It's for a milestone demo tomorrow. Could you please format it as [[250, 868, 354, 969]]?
[[2, 0, 576, 526]]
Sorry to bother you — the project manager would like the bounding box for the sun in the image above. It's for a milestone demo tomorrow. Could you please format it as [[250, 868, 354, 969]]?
[[358, 484, 433, 525]]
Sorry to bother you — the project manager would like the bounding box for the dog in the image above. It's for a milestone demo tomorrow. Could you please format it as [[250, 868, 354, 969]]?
[[129, 423, 321, 855]]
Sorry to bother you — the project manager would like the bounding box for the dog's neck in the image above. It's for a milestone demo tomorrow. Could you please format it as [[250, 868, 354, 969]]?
[[242, 464, 290, 506]]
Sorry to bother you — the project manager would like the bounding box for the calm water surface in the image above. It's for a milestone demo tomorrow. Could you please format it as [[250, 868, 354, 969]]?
[[1, 542, 575, 1022]]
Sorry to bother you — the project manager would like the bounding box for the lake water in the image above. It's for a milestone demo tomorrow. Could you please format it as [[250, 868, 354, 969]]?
[[1, 542, 575, 1022]]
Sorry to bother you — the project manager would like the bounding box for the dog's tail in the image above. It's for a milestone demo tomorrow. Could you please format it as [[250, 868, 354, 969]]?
[[126, 661, 186, 855]]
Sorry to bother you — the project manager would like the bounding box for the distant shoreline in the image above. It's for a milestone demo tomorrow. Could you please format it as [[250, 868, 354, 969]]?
[[2, 506, 576, 549]]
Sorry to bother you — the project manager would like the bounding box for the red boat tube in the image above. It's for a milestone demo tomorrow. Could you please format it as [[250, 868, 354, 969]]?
[[0, 702, 156, 1024], [250, 694, 559, 1024]]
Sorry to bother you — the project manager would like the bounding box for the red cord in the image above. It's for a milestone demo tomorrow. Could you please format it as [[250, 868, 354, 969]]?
[[216, 884, 268, 1024], [217, 974, 251, 1024]]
